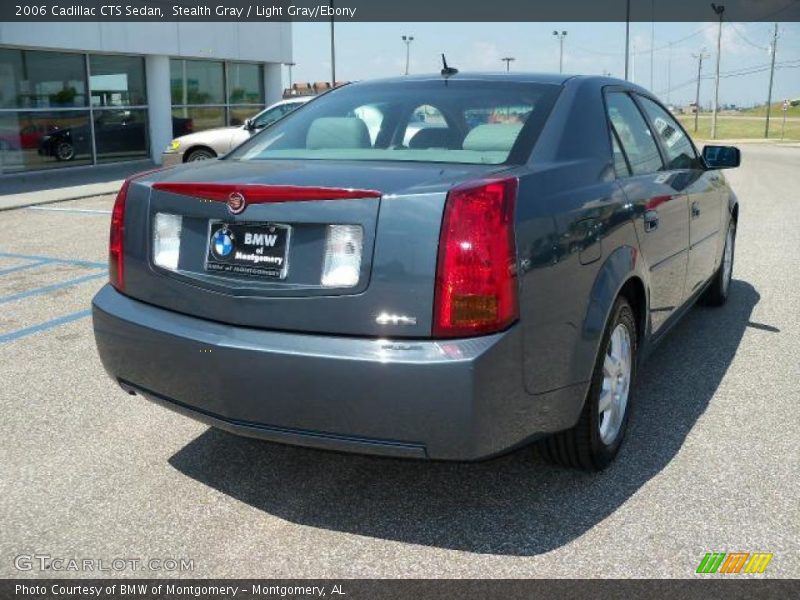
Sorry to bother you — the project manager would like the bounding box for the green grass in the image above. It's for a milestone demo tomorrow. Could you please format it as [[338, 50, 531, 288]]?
[[740, 101, 800, 118], [677, 115, 800, 142]]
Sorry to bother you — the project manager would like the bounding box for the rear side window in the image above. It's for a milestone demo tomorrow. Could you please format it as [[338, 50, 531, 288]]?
[[605, 92, 663, 176], [610, 130, 630, 177], [229, 80, 561, 165], [636, 95, 698, 170]]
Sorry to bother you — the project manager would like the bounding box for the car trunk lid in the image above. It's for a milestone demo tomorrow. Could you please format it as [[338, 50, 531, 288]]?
[[121, 159, 505, 337]]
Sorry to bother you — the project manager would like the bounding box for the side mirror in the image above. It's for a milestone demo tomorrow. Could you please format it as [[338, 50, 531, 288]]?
[[702, 145, 741, 169], [243, 118, 255, 131]]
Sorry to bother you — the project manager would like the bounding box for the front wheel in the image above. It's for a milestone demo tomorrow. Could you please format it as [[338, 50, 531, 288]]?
[[539, 297, 637, 471], [185, 148, 216, 162], [54, 141, 75, 161], [702, 220, 736, 306]]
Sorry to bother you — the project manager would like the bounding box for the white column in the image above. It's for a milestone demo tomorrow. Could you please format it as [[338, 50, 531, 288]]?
[[145, 55, 172, 164], [264, 62, 283, 106]]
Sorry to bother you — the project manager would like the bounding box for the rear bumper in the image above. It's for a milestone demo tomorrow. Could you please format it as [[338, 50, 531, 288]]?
[[92, 285, 585, 460]]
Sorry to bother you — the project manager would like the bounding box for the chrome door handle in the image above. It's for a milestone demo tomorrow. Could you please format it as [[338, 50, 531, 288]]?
[[644, 209, 659, 232]]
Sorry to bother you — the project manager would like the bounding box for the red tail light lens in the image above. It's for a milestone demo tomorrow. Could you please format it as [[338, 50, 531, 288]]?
[[109, 168, 163, 292], [109, 178, 131, 291], [433, 177, 519, 338], [151, 183, 382, 203]]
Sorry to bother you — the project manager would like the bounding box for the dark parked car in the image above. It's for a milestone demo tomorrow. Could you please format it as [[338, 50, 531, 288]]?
[[39, 111, 193, 161], [92, 74, 740, 470]]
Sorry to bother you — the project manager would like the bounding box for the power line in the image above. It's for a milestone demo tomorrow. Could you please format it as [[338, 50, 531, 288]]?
[[571, 25, 709, 58], [654, 59, 800, 96], [723, 16, 768, 51]]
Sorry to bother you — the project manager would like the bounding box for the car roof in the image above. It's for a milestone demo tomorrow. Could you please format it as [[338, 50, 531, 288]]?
[[347, 72, 577, 86]]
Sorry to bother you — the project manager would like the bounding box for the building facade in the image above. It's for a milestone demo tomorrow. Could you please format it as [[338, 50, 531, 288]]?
[[0, 21, 291, 174]]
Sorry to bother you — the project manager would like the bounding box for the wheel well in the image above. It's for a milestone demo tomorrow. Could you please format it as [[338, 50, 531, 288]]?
[[618, 277, 646, 342], [183, 146, 217, 161]]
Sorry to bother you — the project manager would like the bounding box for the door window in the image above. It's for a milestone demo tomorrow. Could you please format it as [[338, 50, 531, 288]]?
[[252, 104, 294, 129], [637, 95, 698, 170], [605, 92, 663, 176]]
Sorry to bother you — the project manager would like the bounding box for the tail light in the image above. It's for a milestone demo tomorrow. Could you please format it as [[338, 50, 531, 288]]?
[[151, 183, 382, 203], [433, 177, 519, 338], [109, 168, 162, 292], [108, 178, 131, 291]]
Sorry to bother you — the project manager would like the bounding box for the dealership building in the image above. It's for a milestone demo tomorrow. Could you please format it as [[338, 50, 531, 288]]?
[[0, 21, 292, 174]]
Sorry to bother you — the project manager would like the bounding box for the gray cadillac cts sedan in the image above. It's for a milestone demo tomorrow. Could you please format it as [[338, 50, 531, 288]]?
[[92, 73, 740, 470]]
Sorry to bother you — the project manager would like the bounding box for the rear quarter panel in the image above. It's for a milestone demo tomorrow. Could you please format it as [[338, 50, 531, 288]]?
[[518, 77, 646, 396]]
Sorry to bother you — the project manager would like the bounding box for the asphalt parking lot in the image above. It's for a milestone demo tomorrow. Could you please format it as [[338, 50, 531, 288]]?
[[1, 145, 798, 579]]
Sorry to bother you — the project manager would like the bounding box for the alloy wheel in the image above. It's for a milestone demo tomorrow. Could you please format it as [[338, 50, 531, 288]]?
[[598, 323, 632, 445], [722, 225, 735, 296]]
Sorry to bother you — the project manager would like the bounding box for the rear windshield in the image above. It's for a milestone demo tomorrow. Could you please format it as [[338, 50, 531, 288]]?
[[228, 80, 561, 165]]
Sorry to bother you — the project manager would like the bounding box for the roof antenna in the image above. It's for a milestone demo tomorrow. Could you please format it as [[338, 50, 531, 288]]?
[[441, 54, 458, 77]]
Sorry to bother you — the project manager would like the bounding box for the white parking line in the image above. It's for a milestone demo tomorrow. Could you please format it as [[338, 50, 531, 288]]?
[[27, 206, 111, 215]]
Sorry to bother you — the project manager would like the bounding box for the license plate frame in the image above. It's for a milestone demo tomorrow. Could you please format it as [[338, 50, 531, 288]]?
[[205, 220, 292, 280]]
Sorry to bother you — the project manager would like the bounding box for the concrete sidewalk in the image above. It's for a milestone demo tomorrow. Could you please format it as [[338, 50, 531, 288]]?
[[0, 160, 156, 211]]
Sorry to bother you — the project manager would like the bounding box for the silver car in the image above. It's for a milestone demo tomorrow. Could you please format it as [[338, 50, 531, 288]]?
[[161, 97, 310, 166]]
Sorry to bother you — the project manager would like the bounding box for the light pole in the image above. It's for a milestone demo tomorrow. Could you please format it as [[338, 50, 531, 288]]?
[[624, 0, 631, 80], [329, 0, 336, 85], [402, 35, 414, 75], [553, 30, 567, 73], [711, 3, 725, 140], [692, 49, 710, 133], [501, 57, 515, 72], [284, 62, 296, 90]]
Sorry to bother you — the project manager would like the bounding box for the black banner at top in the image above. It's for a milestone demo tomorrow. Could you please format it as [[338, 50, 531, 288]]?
[[4, 0, 800, 22]]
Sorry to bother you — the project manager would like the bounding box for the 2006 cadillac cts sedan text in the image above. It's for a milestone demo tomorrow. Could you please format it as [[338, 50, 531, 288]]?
[[92, 73, 741, 470]]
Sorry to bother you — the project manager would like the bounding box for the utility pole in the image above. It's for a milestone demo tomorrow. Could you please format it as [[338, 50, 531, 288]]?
[[329, 0, 336, 85], [764, 23, 779, 138], [692, 49, 710, 133], [553, 30, 567, 73], [711, 3, 725, 140], [667, 42, 673, 104], [650, 0, 655, 91], [624, 0, 631, 80], [402, 35, 414, 75], [501, 57, 516, 72]]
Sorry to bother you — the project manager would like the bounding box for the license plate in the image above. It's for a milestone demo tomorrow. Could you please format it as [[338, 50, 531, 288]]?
[[206, 222, 291, 279]]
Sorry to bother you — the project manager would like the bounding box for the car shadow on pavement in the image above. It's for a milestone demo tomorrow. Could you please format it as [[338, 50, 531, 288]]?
[[169, 280, 760, 556]]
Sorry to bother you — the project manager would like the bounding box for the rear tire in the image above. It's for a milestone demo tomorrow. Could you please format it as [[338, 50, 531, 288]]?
[[185, 148, 216, 162], [702, 220, 736, 307], [539, 297, 637, 471]]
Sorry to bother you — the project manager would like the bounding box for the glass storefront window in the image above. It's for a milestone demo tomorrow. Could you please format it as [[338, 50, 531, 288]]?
[[0, 49, 87, 109], [0, 111, 91, 173], [227, 63, 263, 105], [93, 108, 149, 163], [170, 59, 224, 105], [89, 55, 147, 107], [171, 107, 225, 136]]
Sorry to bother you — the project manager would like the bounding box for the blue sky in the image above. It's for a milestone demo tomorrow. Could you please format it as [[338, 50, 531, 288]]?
[[291, 21, 800, 107]]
